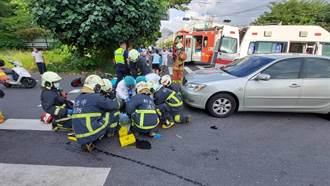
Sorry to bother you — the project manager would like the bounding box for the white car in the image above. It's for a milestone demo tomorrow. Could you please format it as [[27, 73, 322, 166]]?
[[182, 54, 330, 118]]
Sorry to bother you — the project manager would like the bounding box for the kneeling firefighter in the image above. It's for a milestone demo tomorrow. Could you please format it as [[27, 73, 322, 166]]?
[[40, 71, 73, 130], [154, 83, 191, 128], [126, 81, 159, 136], [71, 75, 121, 152], [101, 78, 121, 137]]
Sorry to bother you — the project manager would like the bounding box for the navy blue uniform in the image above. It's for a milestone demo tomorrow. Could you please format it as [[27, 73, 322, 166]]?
[[154, 86, 189, 123], [137, 56, 152, 76], [126, 94, 159, 134], [72, 93, 120, 145]]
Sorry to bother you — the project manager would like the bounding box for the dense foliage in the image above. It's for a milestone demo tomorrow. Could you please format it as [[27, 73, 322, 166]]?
[[253, 0, 330, 31]]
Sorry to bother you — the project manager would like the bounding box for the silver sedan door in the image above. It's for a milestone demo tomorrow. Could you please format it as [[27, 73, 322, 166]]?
[[298, 57, 330, 110], [244, 58, 303, 110]]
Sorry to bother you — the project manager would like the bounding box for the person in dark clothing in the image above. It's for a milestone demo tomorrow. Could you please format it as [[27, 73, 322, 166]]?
[[72, 75, 121, 152], [154, 84, 190, 129], [126, 82, 159, 136], [114, 43, 130, 88], [40, 71, 73, 130]]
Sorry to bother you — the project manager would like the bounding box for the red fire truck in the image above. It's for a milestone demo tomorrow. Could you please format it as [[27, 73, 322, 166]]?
[[174, 25, 240, 65]]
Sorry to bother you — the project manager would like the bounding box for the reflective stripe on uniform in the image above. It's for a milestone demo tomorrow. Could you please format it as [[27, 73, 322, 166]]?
[[133, 110, 158, 130], [109, 111, 120, 129], [166, 91, 183, 107], [54, 104, 66, 116], [114, 48, 125, 64], [72, 112, 110, 139]]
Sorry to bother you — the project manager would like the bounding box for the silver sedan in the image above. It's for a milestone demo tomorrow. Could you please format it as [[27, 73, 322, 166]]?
[[182, 54, 330, 118]]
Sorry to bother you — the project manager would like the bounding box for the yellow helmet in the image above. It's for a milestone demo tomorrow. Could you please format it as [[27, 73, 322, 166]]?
[[136, 81, 150, 94], [129, 49, 140, 61], [101, 78, 113, 92], [41, 71, 62, 88], [82, 75, 104, 93]]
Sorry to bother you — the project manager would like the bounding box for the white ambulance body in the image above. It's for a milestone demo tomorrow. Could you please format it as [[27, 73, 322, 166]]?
[[239, 25, 330, 59]]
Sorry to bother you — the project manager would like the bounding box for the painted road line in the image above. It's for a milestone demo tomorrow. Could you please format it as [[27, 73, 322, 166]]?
[[168, 67, 173, 75], [0, 119, 52, 131], [196, 65, 205, 70], [0, 163, 110, 186], [184, 66, 193, 74]]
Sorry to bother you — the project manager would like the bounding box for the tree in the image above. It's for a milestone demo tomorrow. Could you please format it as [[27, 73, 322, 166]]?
[[30, 0, 190, 53], [253, 0, 330, 31], [0, 0, 48, 48]]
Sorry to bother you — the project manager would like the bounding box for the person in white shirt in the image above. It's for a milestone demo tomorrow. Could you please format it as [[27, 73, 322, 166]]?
[[161, 47, 169, 66], [32, 48, 47, 74]]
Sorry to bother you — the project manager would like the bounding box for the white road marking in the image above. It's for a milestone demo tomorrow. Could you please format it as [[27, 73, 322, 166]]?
[[68, 89, 81, 94], [0, 163, 110, 186], [0, 119, 52, 131], [184, 66, 193, 74], [196, 65, 205, 70], [168, 67, 173, 75]]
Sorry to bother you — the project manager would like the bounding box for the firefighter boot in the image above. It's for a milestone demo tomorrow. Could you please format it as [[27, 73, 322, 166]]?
[[162, 119, 175, 129]]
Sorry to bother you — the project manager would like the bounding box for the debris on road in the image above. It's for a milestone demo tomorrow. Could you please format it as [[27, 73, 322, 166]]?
[[210, 126, 218, 130], [176, 134, 183, 139], [136, 139, 151, 150]]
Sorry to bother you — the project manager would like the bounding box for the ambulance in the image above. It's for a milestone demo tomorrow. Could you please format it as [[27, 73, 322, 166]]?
[[239, 25, 330, 59]]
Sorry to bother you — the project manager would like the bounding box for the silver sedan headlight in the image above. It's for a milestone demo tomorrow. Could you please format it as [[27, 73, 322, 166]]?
[[185, 82, 207, 92]]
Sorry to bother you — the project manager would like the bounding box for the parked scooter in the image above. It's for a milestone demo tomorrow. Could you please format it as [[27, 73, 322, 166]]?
[[0, 59, 37, 88]]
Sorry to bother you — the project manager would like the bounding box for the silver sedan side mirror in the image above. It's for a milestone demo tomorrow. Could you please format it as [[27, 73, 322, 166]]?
[[255, 73, 271, 81]]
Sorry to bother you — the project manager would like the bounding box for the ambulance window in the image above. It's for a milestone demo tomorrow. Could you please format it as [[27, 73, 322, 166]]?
[[322, 43, 330, 56], [254, 42, 287, 54], [203, 37, 208, 48], [248, 42, 256, 54], [220, 37, 237, 54]]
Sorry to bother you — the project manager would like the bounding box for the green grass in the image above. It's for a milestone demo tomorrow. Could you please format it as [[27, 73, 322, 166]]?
[[0, 49, 71, 72], [0, 48, 115, 73]]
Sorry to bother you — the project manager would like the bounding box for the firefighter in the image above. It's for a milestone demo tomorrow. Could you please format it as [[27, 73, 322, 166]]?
[[101, 79, 121, 137], [160, 75, 181, 94], [40, 71, 73, 130], [116, 76, 136, 102], [114, 42, 129, 88], [126, 82, 159, 136], [172, 42, 187, 84], [154, 83, 191, 128], [71, 75, 120, 152], [129, 49, 152, 77]]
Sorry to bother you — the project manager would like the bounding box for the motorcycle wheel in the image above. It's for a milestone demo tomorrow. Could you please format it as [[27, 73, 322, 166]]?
[[21, 77, 37, 88]]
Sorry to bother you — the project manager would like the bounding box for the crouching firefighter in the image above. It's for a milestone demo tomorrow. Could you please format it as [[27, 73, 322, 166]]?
[[71, 75, 121, 152], [126, 82, 159, 136], [154, 84, 191, 129], [40, 71, 73, 130], [101, 78, 121, 137]]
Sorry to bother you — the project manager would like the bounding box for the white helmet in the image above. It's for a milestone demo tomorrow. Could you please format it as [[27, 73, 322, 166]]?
[[101, 79, 112, 92], [129, 49, 140, 61], [41, 71, 62, 88], [136, 81, 150, 94], [160, 75, 172, 87], [82, 75, 104, 93]]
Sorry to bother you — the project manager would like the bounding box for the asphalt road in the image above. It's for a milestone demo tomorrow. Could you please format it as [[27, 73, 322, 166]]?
[[1, 73, 330, 186]]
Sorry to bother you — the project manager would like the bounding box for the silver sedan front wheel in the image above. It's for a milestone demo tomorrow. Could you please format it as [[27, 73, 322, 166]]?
[[207, 93, 237, 118], [212, 98, 232, 116]]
